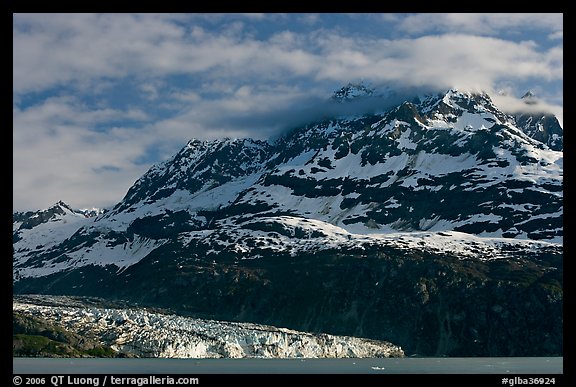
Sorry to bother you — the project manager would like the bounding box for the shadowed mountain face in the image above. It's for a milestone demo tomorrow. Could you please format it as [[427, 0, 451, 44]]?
[[514, 113, 563, 151], [13, 87, 563, 356]]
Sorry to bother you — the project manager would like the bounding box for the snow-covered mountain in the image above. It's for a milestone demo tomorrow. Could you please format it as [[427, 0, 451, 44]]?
[[14, 88, 562, 274], [513, 91, 563, 152], [13, 86, 563, 357], [332, 82, 376, 102], [13, 201, 95, 247]]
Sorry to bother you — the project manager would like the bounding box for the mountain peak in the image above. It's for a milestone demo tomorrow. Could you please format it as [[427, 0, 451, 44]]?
[[50, 201, 74, 213], [442, 88, 491, 101], [521, 90, 536, 99], [521, 90, 538, 105], [42, 201, 105, 219], [332, 82, 375, 102], [78, 207, 106, 218]]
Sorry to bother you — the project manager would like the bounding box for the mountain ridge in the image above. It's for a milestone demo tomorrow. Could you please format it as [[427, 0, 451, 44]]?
[[13, 86, 563, 356]]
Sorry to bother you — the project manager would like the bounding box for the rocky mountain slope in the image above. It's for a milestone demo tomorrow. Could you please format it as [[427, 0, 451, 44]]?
[[13, 86, 563, 356], [513, 91, 562, 152], [13, 311, 117, 358]]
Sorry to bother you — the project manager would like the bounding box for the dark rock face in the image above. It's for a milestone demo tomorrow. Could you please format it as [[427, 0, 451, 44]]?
[[515, 113, 563, 151], [14, 241, 562, 356], [13, 88, 563, 357], [109, 138, 271, 215]]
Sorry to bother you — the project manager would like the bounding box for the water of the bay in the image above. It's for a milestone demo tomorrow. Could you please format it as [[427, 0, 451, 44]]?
[[13, 357, 562, 374]]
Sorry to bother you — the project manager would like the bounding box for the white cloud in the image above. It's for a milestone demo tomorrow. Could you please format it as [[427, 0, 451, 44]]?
[[150, 84, 327, 142], [299, 13, 320, 25], [312, 34, 562, 94], [12, 13, 563, 211], [397, 13, 563, 36], [13, 14, 563, 96], [13, 13, 187, 94], [548, 30, 563, 40], [491, 94, 564, 127], [13, 98, 153, 211]]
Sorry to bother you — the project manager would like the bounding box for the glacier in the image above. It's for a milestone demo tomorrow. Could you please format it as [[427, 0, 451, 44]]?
[[14, 295, 403, 359]]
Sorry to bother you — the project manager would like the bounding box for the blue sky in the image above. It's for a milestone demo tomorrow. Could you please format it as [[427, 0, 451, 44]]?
[[13, 13, 563, 211]]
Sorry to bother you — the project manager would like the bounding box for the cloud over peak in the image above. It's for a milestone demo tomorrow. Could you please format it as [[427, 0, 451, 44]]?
[[13, 13, 562, 211]]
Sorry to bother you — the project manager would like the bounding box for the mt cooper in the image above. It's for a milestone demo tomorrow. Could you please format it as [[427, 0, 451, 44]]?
[[13, 85, 563, 357]]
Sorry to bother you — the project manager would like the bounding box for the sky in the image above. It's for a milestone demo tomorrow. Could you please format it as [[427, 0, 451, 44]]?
[[13, 13, 563, 212]]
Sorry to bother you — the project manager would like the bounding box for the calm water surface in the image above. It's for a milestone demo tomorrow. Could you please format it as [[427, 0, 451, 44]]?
[[13, 357, 562, 374]]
